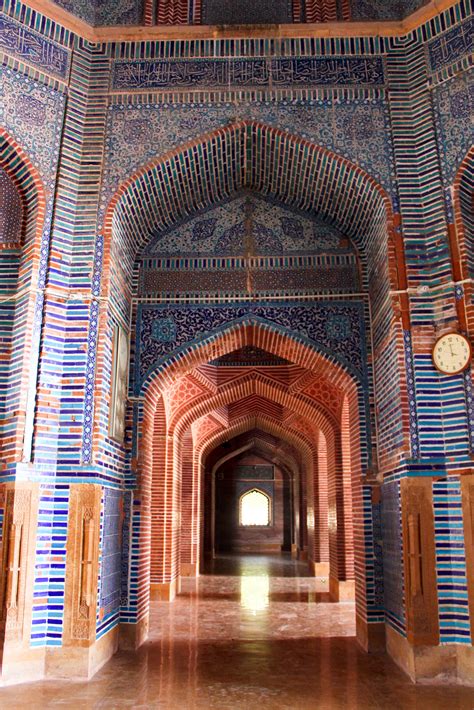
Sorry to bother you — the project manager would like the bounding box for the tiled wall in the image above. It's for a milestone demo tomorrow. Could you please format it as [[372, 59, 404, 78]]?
[[433, 479, 471, 644], [31, 485, 70, 647], [97, 488, 123, 640], [382, 481, 405, 635], [0, 0, 472, 658]]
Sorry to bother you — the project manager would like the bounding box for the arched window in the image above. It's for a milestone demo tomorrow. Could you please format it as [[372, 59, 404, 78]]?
[[0, 167, 22, 246], [239, 489, 271, 527]]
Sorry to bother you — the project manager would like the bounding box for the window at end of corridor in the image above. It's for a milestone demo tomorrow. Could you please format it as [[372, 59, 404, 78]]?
[[239, 489, 271, 526]]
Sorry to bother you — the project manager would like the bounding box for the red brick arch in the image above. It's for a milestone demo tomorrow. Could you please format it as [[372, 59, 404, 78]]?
[[195, 418, 320, 558], [182, 412, 318, 578], [207, 434, 302, 481], [194, 412, 351, 589], [169, 371, 341, 437], [197, 412, 317, 464], [94, 121, 401, 467]]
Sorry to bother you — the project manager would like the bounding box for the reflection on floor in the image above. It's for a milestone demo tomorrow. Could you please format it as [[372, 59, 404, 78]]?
[[1, 554, 474, 709]]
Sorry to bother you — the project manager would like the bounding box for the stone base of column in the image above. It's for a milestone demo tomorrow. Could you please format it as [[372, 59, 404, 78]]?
[[0, 644, 45, 686], [1, 627, 119, 686], [180, 562, 199, 577], [46, 626, 119, 680], [291, 543, 298, 558], [356, 616, 386, 652], [119, 616, 149, 651], [308, 561, 329, 577], [298, 548, 308, 561], [329, 576, 355, 601], [150, 577, 180, 602], [386, 624, 474, 685]]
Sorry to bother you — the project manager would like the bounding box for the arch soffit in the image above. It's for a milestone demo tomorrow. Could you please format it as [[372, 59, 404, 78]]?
[[211, 437, 301, 481], [103, 121, 394, 273], [208, 427, 302, 464], [170, 375, 338, 443], [206, 428, 303, 472], [167, 364, 345, 421], [168, 369, 342, 432]]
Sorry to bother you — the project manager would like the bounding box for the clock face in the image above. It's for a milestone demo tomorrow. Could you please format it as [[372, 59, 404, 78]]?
[[432, 333, 471, 375]]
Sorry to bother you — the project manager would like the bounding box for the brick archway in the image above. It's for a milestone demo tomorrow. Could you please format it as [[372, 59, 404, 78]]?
[[196, 415, 317, 571], [141, 316, 364, 420], [94, 123, 404, 471], [0, 129, 47, 462], [103, 121, 395, 277], [112, 124, 398, 655], [124, 319, 365, 641]]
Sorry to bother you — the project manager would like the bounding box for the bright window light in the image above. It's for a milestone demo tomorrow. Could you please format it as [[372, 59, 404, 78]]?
[[240, 489, 270, 526]]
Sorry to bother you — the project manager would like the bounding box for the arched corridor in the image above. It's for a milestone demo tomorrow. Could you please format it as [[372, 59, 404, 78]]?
[[1, 0, 474, 702]]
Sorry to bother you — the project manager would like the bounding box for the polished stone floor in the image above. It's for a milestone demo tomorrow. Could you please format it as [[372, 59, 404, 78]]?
[[1, 554, 474, 709]]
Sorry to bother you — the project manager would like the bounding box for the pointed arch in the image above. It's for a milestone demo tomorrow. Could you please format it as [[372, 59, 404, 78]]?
[[197, 412, 316, 463], [196, 413, 317, 569], [239, 488, 272, 526], [169, 372, 339, 439], [102, 121, 396, 291], [0, 129, 47, 462], [139, 314, 364, 396], [91, 121, 406, 475]]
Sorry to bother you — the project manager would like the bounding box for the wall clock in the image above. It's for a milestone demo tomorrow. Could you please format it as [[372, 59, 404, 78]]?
[[432, 332, 472, 375]]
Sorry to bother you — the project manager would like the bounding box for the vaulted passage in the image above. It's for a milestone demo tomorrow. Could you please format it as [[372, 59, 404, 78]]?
[[1, 0, 473, 698]]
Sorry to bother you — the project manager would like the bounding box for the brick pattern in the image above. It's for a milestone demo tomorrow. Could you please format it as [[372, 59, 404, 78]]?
[[0, 0, 472, 670], [31, 485, 69, 647], [433, 478, 471, 644], [0, 130, 47, 466], [157, 0, 189, 23]]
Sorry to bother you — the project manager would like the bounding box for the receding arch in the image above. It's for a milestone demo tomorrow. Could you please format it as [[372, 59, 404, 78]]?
[[208, 434, 302, 482], [197, 412, 316, 464], [93, 122, 405, 479], [169, 371, 341, 438], [200, 423, 311, 563]]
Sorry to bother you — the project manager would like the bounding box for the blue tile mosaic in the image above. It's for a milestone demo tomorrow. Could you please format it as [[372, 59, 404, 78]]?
[[99, 488, 123, 617], [0, 15, 70, 80], [135, 301, 368, 391], [428, 18, 473, 73], [143, 193, 349, 258], [382, 481, 405, 633]]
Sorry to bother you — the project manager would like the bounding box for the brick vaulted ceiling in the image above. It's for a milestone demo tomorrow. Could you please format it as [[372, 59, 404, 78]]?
[[51, 0, 430, 27], [110, 122, 391, 277]]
